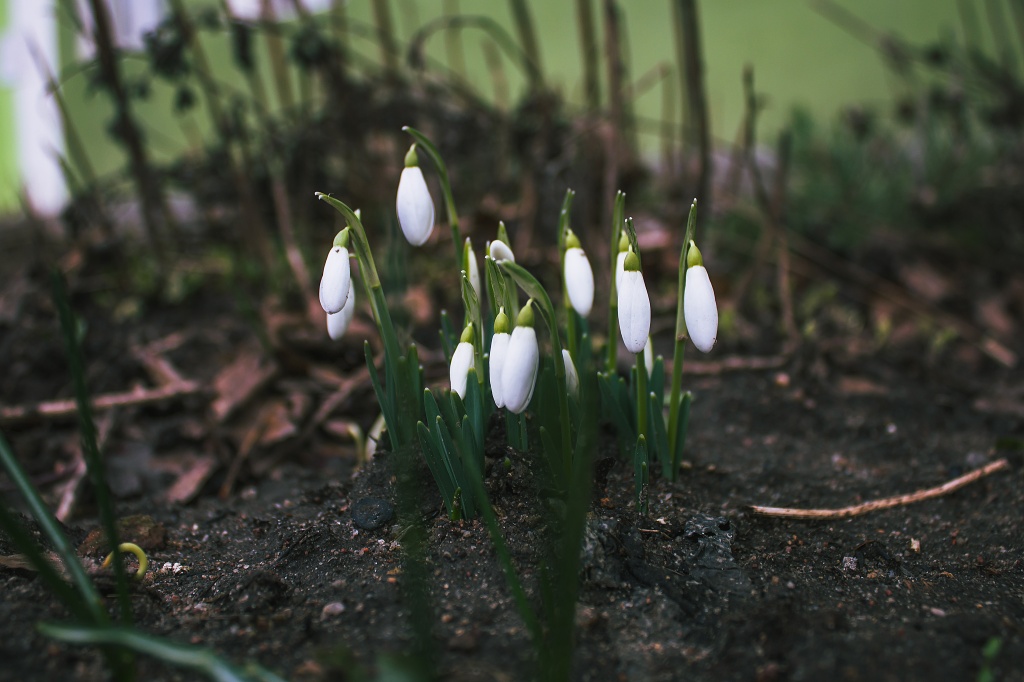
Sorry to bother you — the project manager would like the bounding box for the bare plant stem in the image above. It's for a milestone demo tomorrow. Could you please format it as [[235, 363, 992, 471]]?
[[672, 0, 712, 224], [83, 0, 170, 268], [372, 0, 400, 81], [508, 0, 544, 91], [576, 0, 600, 110]]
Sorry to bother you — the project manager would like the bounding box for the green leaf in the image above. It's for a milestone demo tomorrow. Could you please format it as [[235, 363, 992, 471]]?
[[634, 435, 649, 514], [39, 623, 286, 682], [649, 391, 670, 479], [416, 421, 457, 518], [670, 392, 693, 481], [598, 373, 635, 456]]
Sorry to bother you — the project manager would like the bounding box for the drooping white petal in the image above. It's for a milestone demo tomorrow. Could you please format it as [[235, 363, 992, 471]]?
[[396, 166, 435, 246], [564, 247, 594, 317], [327, 277, 356, 340], [684, 265, 718, 353], [488, 332, 510, 408], [319, 246, 351, 314], [489, 239, 515, 263], [450, 341, 475, 399], [615, 251, 628, 289], [562, 349, 579, 398], [617, 270, 651, 354], [644, 337, 654, 377], [501, 326, 539, 414]]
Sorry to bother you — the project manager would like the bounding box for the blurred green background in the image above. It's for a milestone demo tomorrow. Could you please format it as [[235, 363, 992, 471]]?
[[0, 0, 979, 214]]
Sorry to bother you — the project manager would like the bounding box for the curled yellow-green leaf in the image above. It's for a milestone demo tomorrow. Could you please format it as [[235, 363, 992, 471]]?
[[102, 542, 149, 580]]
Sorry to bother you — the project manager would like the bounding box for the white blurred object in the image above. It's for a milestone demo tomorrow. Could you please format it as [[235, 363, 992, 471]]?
[[0, 1, 66, 214]]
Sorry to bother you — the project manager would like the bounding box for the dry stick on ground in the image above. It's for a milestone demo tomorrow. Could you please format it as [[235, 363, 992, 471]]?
[[0, 382, 206, 427], [751, 458, 1010, 520]]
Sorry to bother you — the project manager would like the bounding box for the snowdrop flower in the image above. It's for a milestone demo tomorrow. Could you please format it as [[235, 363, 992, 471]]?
[[563, 230, 594, 317], [617, 248, 650, 355], [465, 237, 481, 301], [396, 145, 435, 246], [319, 229, 351, 314], [326, 276, 356, 340], [501, 302, 540, 414], [489, 308, 511, 408], [614, 231, 630, 289], [562, 349, 579, 398], [683, 240, 718, 353], [450, 324, 476, 399], [488, 239, 515, 264], [644, 337, 654, 377]]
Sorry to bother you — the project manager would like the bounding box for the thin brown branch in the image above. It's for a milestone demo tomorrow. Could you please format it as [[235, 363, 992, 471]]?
[[0, 381, 206, 426], [751, 458, 1010, 519]]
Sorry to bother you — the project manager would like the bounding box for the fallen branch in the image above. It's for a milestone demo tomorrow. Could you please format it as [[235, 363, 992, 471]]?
[[750, 458, 1010, 519], [0, 381, 205, 426]]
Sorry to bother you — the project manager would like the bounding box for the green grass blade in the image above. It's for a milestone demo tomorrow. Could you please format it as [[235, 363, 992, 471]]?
[[51, 271, 132, 625], [39, 623, 286, 682]]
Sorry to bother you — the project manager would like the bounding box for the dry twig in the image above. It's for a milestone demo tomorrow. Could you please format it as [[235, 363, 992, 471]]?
[[0, 381, 205, 426], [751, 458, 1010, 519]]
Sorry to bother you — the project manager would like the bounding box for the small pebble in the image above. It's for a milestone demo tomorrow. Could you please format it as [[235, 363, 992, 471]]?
[[321, 602, 345, 619], [842, 556, 858, 572], [352, 497, 393, 530]]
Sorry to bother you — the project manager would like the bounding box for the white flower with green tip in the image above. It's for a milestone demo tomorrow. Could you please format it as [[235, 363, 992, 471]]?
[[319, 230, 351, 314], [617, 249, 650, 354], [396, 145, 435, 246], [683, 241, 718, 353], [450, 324, 476, 399], [488, 308, 511, 408], [501, 302, 539, 414], [327, 277, 355, 340], [563, 230, 594, 317]]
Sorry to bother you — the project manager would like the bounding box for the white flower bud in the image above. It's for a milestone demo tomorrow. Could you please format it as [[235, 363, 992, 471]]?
[[327, 277, 355, 340], [501, 306, 539, 414], [564, 247, 594, 317], [450, 340, 475, 399], [396, 166, 435, 246], [488, 239, 515, 263], [684, 264, 718, 353], [489, 331, 510, 408], [562, 349, 579, 398], [617, 252, 650, 355], [644, 337, 654, 377], [466, 240, 481, 301], [319, 245, 351, 314]]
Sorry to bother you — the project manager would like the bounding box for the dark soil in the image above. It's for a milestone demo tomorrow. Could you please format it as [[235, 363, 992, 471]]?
[[1, 238, 1023, 682]]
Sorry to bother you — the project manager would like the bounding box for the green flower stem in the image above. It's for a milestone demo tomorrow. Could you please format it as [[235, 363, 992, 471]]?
[[666, 336, 686, 476], [606, 191, 625, 373], [402, 126, 462, 272], [667, 199, 698, 470], [635, 352, 648, 446], [566, 307, 579, 361]]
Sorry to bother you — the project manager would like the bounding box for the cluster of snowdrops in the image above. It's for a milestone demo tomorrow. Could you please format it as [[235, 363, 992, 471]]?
[[314, 128, 717, 516]]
